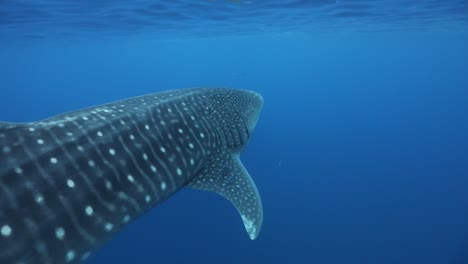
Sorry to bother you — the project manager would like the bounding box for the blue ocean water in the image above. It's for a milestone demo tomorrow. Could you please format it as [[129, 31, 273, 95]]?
[[1, 1, 468, 264]]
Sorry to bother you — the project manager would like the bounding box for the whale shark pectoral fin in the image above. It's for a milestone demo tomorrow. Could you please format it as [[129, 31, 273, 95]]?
[[189, 154, 263, 240]]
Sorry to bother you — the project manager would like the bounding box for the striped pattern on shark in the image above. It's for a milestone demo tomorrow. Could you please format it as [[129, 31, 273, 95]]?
[[0, 87, 264, 264]]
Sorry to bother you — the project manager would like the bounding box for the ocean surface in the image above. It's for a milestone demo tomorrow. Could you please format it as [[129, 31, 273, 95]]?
[[1, 1, 468, 264]]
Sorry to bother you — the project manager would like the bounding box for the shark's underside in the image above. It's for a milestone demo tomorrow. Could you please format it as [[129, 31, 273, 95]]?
[[0, 87, 264, 264]]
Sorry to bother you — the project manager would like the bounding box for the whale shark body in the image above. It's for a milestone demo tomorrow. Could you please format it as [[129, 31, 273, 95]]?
[[0, 88, 264, 264]]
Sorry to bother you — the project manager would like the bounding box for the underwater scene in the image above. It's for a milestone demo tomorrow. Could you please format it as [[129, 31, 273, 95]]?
[[0, 1, 467, 264]]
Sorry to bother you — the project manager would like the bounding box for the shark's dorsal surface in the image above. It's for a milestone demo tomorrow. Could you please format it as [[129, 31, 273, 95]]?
[[0, 88, 264, 264]]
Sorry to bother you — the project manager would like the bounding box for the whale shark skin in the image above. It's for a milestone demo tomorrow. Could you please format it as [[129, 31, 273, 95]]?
[[0, 87, 264, 264]]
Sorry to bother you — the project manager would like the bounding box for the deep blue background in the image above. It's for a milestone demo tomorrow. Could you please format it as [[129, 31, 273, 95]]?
[[1, 3, 468, 263]]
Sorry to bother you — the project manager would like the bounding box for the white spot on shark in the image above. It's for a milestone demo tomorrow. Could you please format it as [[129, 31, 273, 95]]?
[[1, 225, 12, 237], [104, 223, 113, 232], [55, 227, 65, 240], [85, 205, 94, 216], [66, 250, 75, 262], [35, 194, 44, 204], [127, 175, 135, 183], [67, 179, 75, 188], [123, 215, 131, 223]]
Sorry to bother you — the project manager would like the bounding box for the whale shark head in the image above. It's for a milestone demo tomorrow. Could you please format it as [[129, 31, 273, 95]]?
[[206, 89, 264, 152], [239, 90, 263, 138]]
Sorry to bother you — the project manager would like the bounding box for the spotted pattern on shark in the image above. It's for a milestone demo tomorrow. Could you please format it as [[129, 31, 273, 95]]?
[[0, 87, 263, 264]]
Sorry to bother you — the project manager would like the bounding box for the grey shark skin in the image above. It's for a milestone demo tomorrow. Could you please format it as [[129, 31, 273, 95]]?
[[0, 88, 264, 264]]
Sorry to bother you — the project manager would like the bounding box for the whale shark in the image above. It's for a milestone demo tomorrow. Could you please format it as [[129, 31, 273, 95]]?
[[0, 87, 264, 264]]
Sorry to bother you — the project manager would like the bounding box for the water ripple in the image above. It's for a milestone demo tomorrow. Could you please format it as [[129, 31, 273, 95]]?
[[0, 0, 467, 40]]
